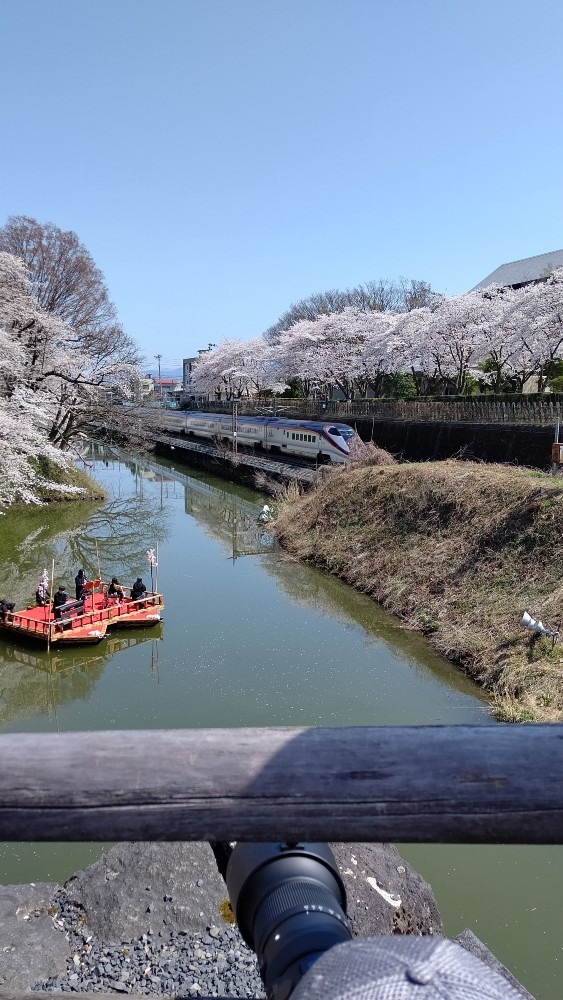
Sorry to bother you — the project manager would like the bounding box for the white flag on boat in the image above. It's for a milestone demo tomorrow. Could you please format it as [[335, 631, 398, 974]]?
[[37, 568, 49, 601], [146, 547, 158, 567]]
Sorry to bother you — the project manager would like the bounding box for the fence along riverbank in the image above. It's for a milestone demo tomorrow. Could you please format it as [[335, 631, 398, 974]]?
[[200, 394, 563, 426]]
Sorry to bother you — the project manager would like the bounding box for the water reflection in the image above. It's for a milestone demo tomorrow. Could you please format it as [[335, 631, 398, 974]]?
[[0, 454, 170, 613], [144, 454, 276, 560], [0, 629, 163, 727], [261, 558, 488, 701]]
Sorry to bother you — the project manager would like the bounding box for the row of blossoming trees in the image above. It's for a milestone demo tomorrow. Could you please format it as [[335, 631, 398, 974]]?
[[190, 270, 563, 401], [0, 217, 141, 505]]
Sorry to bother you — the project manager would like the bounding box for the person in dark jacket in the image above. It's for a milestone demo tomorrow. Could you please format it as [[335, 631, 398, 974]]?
[[0, 599, 15, 622], [131, 577, 147, 601], [107, 577, 124, 599], [36, 584, 50, 606], [52, 586, 69, 619], [75, 569, 88, 601]]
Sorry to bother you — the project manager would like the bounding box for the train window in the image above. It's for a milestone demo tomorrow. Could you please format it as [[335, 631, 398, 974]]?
[[292, 433, 295, 439]]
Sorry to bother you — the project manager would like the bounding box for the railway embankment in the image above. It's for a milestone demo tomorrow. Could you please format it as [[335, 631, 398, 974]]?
[[273, 458, 563, 722]]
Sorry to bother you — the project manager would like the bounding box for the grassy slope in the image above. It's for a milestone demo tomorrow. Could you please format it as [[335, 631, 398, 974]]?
[[274, 461, 563, 722], [26, 456, 105, 504]]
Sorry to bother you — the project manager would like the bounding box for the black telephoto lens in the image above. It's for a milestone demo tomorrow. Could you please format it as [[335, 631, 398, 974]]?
[[226, 843, 352, 1000]]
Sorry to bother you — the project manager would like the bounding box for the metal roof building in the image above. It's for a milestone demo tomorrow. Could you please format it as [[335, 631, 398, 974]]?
[[472, 248, 563, 290]]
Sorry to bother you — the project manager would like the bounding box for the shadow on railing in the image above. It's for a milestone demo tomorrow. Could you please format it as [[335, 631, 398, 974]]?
[[1, 725, 561, 843]]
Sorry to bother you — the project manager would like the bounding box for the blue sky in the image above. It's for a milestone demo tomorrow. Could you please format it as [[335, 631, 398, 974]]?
[[2, 0, 563, 370]]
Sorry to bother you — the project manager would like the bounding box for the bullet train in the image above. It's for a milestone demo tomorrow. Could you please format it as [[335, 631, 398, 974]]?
[[158, 410, 357, 463]]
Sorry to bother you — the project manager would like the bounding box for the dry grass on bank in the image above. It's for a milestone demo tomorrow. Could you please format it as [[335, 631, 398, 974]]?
[[273, 459, 563, 722]]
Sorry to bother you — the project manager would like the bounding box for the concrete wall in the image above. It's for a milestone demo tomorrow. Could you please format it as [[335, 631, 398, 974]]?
[[352, 418, 553, 469]]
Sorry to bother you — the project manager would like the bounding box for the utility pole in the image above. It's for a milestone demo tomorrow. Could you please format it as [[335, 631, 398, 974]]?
[[232, 398, 238, 455], [154, 354, 162, 401]]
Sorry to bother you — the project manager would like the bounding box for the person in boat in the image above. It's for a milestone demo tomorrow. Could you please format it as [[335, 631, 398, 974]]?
[[52, 585, 69, 619], [130, 577, 147, 601], [35, 583, 50, 606], [75, 569, 89, 601], [0, 599, 15, 622], [107, 577, 125, 600]]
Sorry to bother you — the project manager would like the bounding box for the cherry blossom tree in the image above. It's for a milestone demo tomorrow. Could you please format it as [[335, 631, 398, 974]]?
[[358, 311, 402, 395], [0, 215, 116, 331], [264, 277, 441, 340], [0, 216, 142, 446], [418, 292, 494, 393], [0, 247, 141, 504], [190, 339, 285, 399], [498, 268, 563, 392], [387, 307, 436, 394], [0, 253, 82, 503]]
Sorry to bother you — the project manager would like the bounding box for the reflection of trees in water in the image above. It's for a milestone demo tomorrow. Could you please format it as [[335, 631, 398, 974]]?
[[66, 491, 168, 582], [260, 556, 484, 695], [0, 502, 100, 609], [132, 451, 273, 561], [184, 483, 276, 559], [0, 628, 163, 727], [261, 557, 361, 625], [0, 451, 170, 609]]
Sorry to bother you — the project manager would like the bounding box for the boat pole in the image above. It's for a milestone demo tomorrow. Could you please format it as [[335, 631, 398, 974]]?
[[95, 539, 102, 608], [155, 543, 159, 595], [47, 558, 55, 653]]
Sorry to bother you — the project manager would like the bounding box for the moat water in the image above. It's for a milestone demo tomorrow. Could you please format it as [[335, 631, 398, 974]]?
[[0, 446, 559, 998]]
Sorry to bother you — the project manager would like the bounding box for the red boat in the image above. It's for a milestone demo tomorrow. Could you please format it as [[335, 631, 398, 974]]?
[[0, 583, 164, 647]]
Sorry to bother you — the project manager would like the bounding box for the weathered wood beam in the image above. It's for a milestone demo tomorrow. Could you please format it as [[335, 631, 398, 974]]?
[[0, 726, 562, 843]]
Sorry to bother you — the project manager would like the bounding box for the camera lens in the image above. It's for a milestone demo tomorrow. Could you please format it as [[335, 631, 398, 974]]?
[[226, 843, 352, 1000]]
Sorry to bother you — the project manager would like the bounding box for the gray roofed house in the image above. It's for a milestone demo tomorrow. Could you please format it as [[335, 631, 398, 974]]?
[[472, 248, 563, 290]]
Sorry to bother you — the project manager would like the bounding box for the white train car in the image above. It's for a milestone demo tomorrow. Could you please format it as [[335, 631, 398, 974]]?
[[158, 411, 357, 464]]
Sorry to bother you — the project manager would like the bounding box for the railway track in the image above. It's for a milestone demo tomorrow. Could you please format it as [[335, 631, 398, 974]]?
[[147, 430, 319, 484]]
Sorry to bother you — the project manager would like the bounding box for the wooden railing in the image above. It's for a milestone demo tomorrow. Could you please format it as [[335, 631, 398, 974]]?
[[1, 725, 561, 844], [1, 726, 548, 1000]]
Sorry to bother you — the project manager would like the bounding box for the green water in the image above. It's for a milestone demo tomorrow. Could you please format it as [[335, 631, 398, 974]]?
[[0, 447, 559, 997]]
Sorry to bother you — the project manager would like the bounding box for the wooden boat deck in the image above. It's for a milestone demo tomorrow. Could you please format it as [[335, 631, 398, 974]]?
[[0, 590, 164, 647]]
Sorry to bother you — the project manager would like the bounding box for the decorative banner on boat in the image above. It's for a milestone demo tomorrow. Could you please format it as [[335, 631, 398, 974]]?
[[37, 568, 49, 603], [146, 547, 158, 567]]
